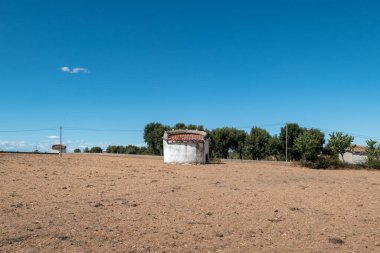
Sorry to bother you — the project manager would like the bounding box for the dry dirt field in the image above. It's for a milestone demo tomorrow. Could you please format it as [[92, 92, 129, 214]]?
[[0, 153, 379, 253]]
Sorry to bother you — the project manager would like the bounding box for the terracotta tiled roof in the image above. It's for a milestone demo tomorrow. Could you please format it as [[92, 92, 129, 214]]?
[[163, 130, 208, 143], [351, 145, 366, 153], [168, 133, 204, 142], [52, 144, 66, 150]]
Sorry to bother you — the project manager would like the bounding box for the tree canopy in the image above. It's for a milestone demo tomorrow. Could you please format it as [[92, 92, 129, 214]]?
[[326, 132, 354, 162], [294, 128, 325, 161], [268, 135, 282, 160], [143, 122, 170, 155], [245, 127, 271, 160], [209, 127, 238, 159], [279, 123, 305, 161], [366, 139, 380, 161], [106, 145, 147, 155], [230, 129, 247, 160], [90, 146, 103, 153]]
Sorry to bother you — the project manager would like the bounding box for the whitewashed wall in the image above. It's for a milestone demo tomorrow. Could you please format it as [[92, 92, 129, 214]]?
[[339, 152, 367, 164], [51, 149, 66, 154], [163, 140, 209, 164], [204, 140, 209, 163]]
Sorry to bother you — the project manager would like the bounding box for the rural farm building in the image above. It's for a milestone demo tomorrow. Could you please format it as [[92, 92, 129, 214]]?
[[163, 129, 210, 164], [51, 144, 67, 153], [339, 145, 367, 164]]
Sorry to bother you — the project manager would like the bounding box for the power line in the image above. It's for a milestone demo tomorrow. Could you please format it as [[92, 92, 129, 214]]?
[[0, 123, 286, 134], [301, 125, 380, 141], [64, 127, 144, 132], [0, 127, 143, 133], [1, 124, 380, 142], [0, 127, 58, 133], [210, 123, 286, 130]]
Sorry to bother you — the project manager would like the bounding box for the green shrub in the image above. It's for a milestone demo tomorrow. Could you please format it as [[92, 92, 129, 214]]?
[[90, 146, 103, 153], [300, 156, 362, 170], [301, 156, 380, 170], [365, 160, 380, 170]]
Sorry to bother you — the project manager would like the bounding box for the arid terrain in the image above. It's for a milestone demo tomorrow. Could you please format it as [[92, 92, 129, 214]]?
[[0, 153, 379, 253]]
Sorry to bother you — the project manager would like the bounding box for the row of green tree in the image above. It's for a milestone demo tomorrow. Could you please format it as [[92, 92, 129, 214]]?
[[74, 146, 103, 153], [73, 122, 380, 165], [105, 145, 148, 154], [142, 122, 380, 163], [74, 145, 148, 155]]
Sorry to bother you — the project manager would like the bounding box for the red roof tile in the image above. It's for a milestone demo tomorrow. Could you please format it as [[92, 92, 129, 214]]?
[[168, 133, 204, 142], [163, 130, 208, 143], [52, 144, 66, 150], [351, 145, 366, 153]]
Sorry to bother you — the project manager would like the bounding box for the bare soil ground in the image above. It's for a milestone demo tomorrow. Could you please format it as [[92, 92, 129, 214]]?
[[0, 154, 379, 253]]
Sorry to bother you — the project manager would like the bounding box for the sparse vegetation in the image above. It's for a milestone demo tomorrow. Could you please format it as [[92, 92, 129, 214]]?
[[1, 154, 378, 252]]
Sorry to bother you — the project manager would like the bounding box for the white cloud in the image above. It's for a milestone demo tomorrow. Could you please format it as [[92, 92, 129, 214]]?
[[72, 67, 88, 73], [47, 135, 60, 139], [61, 66, 70, 72], [61, 66, 89, 74]]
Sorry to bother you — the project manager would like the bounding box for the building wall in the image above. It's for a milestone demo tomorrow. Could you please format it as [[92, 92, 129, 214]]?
[[163, 140, 209, 164], [51, 149, 66, 154], [204, 140, 209, 163], [339, 152, 367, 164]]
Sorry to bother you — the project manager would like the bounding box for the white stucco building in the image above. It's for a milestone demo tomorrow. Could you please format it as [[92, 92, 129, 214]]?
[[51, 144, 67, 154], [339, 145, 367, 164], [163, 130, 210, 164]]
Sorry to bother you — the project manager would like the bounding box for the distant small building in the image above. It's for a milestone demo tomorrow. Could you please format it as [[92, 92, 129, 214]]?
[[339, 145, 367, 164], [51, 144, 67, 153], [163, 130, 209, 164]]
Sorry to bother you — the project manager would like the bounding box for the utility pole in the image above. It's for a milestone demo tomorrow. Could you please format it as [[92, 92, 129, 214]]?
[[59, 126, 63, 155], [60, 126, 62, 145], [285, 123, 288, 162]]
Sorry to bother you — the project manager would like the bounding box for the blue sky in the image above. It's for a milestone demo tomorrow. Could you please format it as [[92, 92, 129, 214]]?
[[1, 0, 379, 151]]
